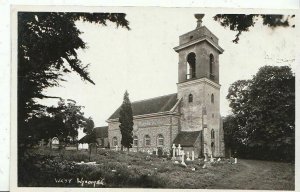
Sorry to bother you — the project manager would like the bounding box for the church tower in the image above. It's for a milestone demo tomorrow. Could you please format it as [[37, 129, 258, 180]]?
[[174, 14, 224, 157]]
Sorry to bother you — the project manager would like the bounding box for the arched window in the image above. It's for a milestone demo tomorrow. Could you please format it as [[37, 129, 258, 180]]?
[[211, 94, 214, 103], [144, 135, 151, 146], [211, 129, 215, 139], [209, 54, 214, 80], [188, 94, 193, 103], [157, 134, 164, 146], [133, 136, 138, 147], [187, 52, 196, 79], [112, 137, 118, 147]]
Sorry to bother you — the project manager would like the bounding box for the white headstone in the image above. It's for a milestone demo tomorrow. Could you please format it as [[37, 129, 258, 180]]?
[[147, 149, 151, 154], [210, 154, 214, 162], [191, 151, 195, 161], [204, 153, 208, 162], [181, 151, 185, 164], [172, 144, 176, 160], [234, 158, 237, 164], [115, 145, 118, 151], [218, 158, 221, 162], [155, 148, 158, 156], [178, 144, 181, 155], [186, 151, 191, 161]]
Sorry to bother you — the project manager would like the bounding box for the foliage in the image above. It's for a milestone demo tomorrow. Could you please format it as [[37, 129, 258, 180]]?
[[119, 91, 134, 150], [225, 65, 295, 161], [25, 99, 94, 144], [82, 117, 95, 134], [213, 14, 295, 43], [18, 12, 129, 144]]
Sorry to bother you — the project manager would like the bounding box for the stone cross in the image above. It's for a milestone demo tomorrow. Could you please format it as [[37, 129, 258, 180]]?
[[147, 149, 151, 154], [191, 151, 195, 161], [186, 151, 191, 161], [115, 145, 118, 151], [177, 144, 181, 156], [172, 144, 176, 160]]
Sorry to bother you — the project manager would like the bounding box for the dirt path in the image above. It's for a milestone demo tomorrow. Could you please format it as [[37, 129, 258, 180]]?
[[207, 159, 294, 190]]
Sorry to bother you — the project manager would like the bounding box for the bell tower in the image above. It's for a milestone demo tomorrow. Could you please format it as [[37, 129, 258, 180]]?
[[174, 14, 225, 157]]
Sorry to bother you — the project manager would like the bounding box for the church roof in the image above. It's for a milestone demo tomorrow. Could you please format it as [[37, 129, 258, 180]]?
[[108, 93, 178, 120], [173, 131, 201, 147]]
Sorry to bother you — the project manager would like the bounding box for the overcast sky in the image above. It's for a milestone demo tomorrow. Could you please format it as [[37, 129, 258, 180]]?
[[39, 9, 296, 130]]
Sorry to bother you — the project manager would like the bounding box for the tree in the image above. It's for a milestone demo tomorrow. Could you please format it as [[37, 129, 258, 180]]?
[[213, 14, 295, 43], [226, 65, 295, 161], [119, 91, 134, 151], [18, 12, 130, 144], [82, 117, 95, 135], [26, 99, 94, 144], [223, 115, 247, 157]]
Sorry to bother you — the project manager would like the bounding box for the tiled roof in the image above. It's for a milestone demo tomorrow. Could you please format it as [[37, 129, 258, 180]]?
[[108, 93, 178, 119], [173, 131, 201, 147]]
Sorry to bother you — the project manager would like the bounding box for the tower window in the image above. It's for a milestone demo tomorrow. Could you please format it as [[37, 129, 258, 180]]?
[[209, 54, 214, 80], [144, 135, 151, 146], [188, 94, 193, 103], [187, 52, 196, 79], [211, 129, 215, 139], [211, 94, 214, 103], [133, 136, 138, 147], [157, 134, 164, 146]]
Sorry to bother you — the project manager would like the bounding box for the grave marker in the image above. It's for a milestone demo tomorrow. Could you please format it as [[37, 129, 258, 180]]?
[[186, 151, 191, 161], [191, 151, 195, 161]]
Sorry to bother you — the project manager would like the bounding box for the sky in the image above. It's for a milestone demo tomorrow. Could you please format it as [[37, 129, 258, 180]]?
[[40, 9, 296, 130]]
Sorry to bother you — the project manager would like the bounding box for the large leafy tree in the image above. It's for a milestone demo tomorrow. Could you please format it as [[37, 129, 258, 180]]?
[[18, 12, 129, 144], [213, 14, 295, 43], [26, 99, 95, 144], [119, 91, 134, 151], [226, 65, 295, 161]]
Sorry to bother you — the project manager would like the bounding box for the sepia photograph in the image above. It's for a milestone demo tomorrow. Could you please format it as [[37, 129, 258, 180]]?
[[11, 6, 296, 191]]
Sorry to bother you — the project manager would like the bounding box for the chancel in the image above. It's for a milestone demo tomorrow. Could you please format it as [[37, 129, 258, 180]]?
[[107, 15, 225, 158]]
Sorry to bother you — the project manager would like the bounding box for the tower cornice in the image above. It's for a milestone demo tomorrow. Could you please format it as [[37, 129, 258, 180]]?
[[174, 36, 224, 54], [177, 78, 221, 89]]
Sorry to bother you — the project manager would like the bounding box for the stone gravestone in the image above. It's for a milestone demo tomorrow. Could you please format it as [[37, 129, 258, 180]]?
[[204, 153, 208, 162], [191, 151, 195, 161], [186, 151, 191, 161], [176, 144, 182, 161], [172, 144, 176, 160], [181, 151, 186, 166], [210, 154, 214, 162], [115, 145, 118, 151], [234, 158, 237, 164], [155, 148, 158, 156]]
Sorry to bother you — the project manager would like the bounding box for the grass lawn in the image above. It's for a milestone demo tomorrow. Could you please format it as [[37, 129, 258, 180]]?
[[18, 148, 294, 190]]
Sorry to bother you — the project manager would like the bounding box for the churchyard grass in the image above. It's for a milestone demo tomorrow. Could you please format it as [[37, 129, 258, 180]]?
[[19, 148, 294, 189]]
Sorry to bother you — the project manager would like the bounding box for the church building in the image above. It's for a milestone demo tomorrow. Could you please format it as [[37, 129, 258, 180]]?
[[107, 15, 225, 158]]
